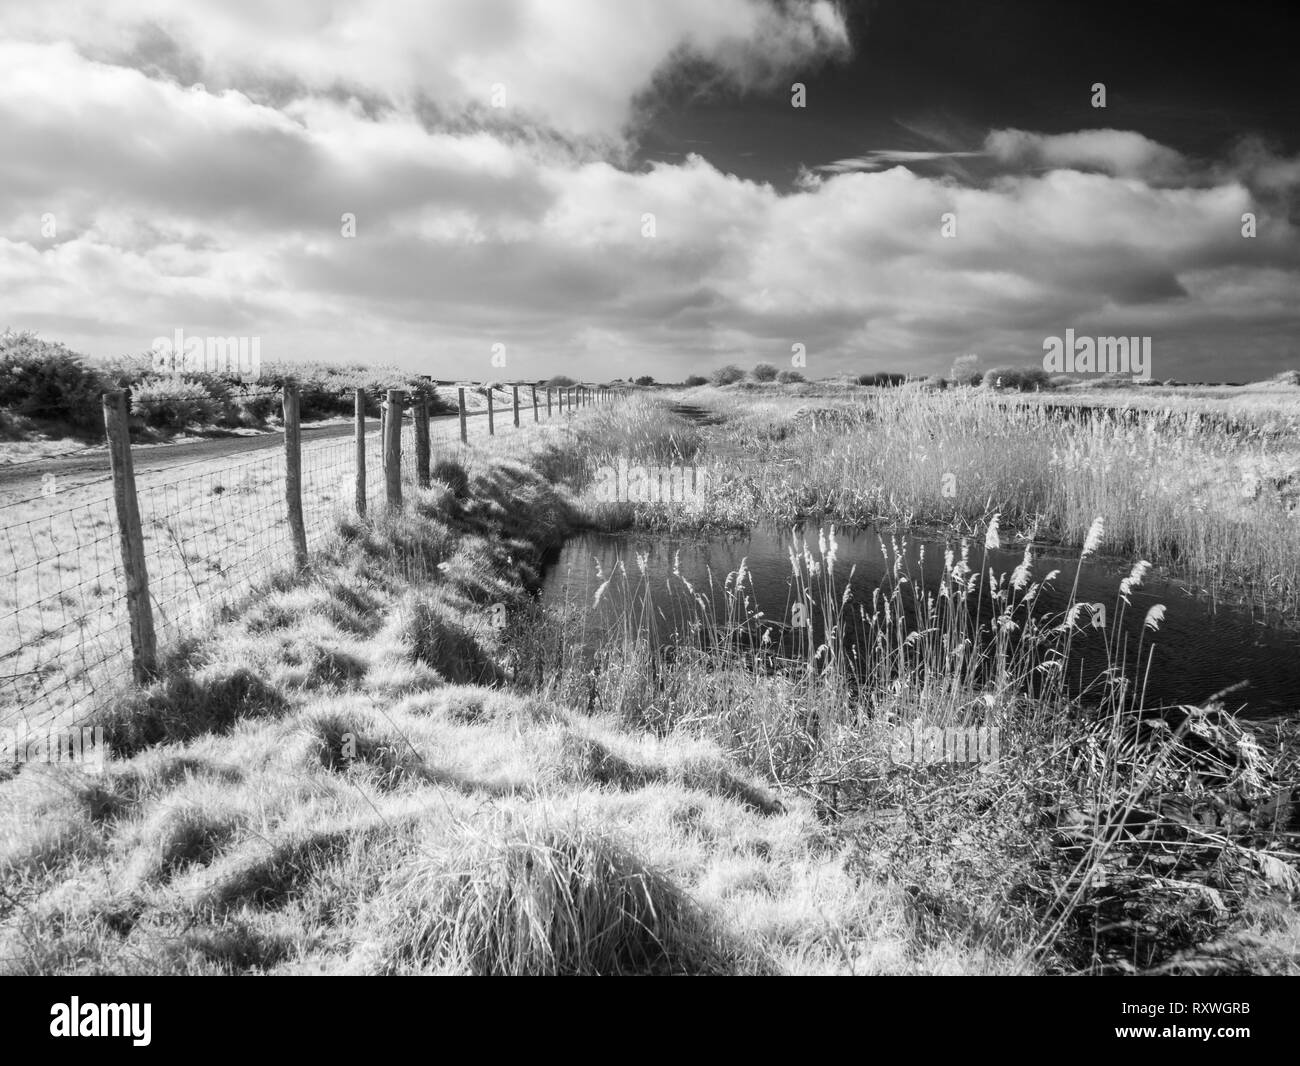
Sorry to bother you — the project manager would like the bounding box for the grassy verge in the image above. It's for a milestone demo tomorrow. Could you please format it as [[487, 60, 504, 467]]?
[[0, 446, 895, 974]]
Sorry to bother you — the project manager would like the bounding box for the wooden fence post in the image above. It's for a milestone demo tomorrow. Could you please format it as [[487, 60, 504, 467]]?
[[531, 384, 539, 421], [385, 389, 404, 508], [103, 391, 157, 683], [283, 385, 309, 570], [354, 388, 366, 517], [415, 398, 431, 487], [458, 386, 467, 444], [512, 384, 520, 427], [547, 387, 553, 417], [487, 389, 495, 435]]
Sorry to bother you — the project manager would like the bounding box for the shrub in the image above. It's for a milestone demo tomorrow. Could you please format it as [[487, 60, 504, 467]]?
[[775, 370, 806, 384], [634, 375, 655, 386], [182, 371, 240, 423], [131, 378, 220, 429], [923, 374, 949, 391], [951, 354, 981, 386], [751, 363, 778, 382], [546, 374, 576, 387], [98, 352, 156, 391], [683, 375, 708, 387], [709, 365, 745, 386], [254, 361, 451, 421], [233, 387, 280, 426], [980, 366, 1053, 392], [0, 331, 107, 431]]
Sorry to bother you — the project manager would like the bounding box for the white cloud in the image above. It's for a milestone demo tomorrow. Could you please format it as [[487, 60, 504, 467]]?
[[0, 0, 849, 141]]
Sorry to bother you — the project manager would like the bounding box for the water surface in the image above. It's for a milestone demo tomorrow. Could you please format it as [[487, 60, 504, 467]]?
[[541, 525, 1300, 719]]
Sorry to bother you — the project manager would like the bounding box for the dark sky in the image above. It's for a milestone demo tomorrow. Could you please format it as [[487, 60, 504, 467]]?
[[641, 0, 1300, 189]]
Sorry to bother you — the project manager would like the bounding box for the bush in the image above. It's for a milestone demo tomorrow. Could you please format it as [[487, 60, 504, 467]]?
[[922, 374, 949, 391], [255, 361, 452, 421], [855, 372, 907, 387], [131, 378, 220, 429], [710, 365, 745, 386], [775, 370, 806, 384], [751, 363, 778, 382], [950, 354, 981, 386], [232, 386, 280, 426], [980, 366, 1053, 391], [98, 352, 156, 391], [182, 371, 241, 423], [634, 375, 655, 386], [546, 375, 576, 387], [683, 375, 708, 387], [0, 331, 108, 431]]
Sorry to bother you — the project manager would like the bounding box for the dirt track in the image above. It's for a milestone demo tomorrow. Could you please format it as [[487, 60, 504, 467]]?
[[0, 410, 494, 500]]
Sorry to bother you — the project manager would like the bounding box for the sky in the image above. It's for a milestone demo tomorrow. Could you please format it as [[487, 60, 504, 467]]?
[[1, 0, 1298, 383]]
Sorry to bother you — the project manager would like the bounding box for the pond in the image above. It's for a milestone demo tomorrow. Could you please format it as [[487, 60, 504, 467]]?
[[540, 525, 1300, 720]]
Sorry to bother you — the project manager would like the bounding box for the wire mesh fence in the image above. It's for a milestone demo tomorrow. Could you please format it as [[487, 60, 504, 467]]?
[[0, 383, 613, 734]]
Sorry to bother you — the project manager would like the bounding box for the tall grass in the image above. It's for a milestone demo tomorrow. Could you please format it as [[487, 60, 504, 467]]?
[[683, 388, 1300, 616], [510, 514, 1297, 970]]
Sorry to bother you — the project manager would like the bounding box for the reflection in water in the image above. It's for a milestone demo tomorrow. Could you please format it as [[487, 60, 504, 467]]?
[[541, 526, 1300, 719]]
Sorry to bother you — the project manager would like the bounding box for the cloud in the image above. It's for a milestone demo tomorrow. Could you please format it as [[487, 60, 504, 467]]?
[[817, 150, 984, 174], [1, 4, 1298, 382], [0, 0, 849, 142], [815, 127, 1203, 188], [983, 128, 1191, 185]]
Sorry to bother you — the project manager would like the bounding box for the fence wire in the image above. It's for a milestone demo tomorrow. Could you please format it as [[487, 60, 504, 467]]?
[[0, 387, 603, 732]]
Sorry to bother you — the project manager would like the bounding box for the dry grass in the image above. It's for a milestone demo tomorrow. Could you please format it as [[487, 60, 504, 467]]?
[[2, 390, 1295, 976]]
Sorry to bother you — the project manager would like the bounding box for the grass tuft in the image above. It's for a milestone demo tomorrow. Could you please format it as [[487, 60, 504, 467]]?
[[374, 816, 751, 975]]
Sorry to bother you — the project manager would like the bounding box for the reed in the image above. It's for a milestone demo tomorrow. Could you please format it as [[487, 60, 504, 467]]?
[[624, 387, 1300, 615], [513, 514, 1298, 971]]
